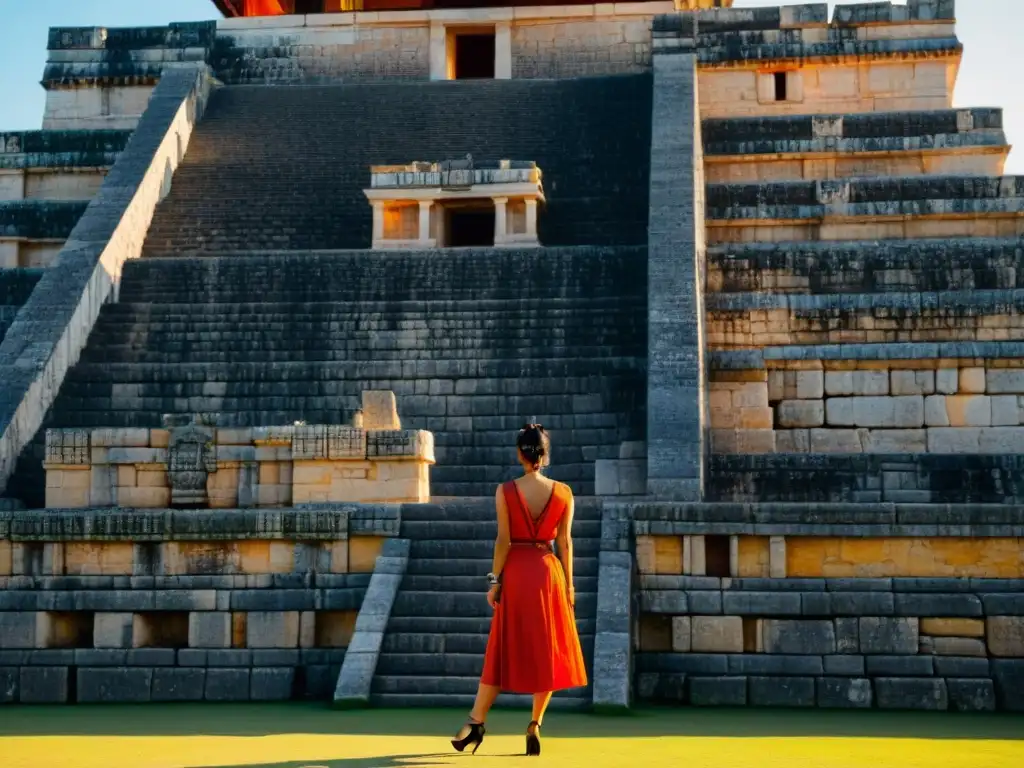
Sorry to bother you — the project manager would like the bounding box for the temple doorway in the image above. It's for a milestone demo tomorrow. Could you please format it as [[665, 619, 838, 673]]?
[[444, 203, 495, 247], [452, 31, 496, 79]]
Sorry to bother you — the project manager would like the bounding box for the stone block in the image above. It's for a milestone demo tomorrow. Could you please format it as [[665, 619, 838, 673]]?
[[152, 668, 206, 702], [931, 637, 986, 657], [860, 618, 918, 654], [19, 666, 67, 703], [205, 668, 250, 701], [920, 618, 984, 638], [986, 369, 1024, 394], [816, 677, 872, 709], [671, 616, 690, 652], [947, 679, 996, 712], [924, 396, 950, 427], [0, 612, 43, 649], [690, 616, 744, 653], [825, 371, 888, 397], [990, 396, 1021, 427], [748, 676, 815, 707], [934, 656, 990, 677], [891, 371, 934, 396], [362, 391, 400, 430], [762, 620, 835, 655], [0, 667, 17, 703], [94, 613, 134, 649], [246, 612, 300, 649], [986, 617, 1024, 657], [250, 667, 295, 701], [875, 678, 948, 711], [823, 655, 865, 676], [961, 367, 986, 393], [777, 401, 824, 428], [795, 371, 824, 400], [637, 672, 686, 703], [723, 592, 801, 615], [936, 369, 958, 395], [835, 618, 859, 653], [77, 667, 152, 703], [945, 395, 992, 427], [992, 659, 1024, 711], [127, 649, 175, 667], [189, 612, 232, 649], [688, 676, 746, 707], [865, 655, 934, 676]]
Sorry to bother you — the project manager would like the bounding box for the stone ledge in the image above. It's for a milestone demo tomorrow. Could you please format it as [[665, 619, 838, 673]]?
[[0, 201, 89, 240], [615, 500, 1024, 533], [0, 505, 401, 541], [704, 109, 1003, 147], [707, 288, 1024, 312], [713, 341, 1024, 370]]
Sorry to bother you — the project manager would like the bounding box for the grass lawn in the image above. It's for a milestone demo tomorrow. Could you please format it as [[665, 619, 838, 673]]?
[[1, 703, 1022, 768]]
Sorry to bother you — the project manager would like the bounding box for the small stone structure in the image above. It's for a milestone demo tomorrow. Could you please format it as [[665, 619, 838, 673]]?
[[364, 160, 543, 249], [44, 393, 432, 510]]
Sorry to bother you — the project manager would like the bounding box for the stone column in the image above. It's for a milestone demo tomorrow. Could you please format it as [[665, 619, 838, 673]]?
[[429, 23, 447, 80], [495, 23, 512, 80], [524, 198, 538, 242], [371, 201, 384, 246], [493, 197, 508, 245], [646, 17, 707, 500], [417, 201, 432, 244]]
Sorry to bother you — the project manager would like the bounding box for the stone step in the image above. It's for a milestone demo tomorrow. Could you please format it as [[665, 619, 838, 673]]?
[[390, 592, 597, 619], [375, 652, 595, 679], [404, 557, 599, 578], [397, 520, 601, 539], [367, 691, 591, 709], [385, 617, 596, 636], [396, 500, 603, 522], [79, 347, 642, 365], [369, 675, 588, 697], [62, 358, 646, 382], [398, 575, 600, 594]]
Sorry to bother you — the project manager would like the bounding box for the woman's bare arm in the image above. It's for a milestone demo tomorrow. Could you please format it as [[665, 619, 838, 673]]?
[[491, 484, 511, 578], [555, 488, 575, 605]]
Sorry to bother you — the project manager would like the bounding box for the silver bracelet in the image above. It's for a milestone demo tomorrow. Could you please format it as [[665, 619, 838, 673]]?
[[486, 572, 500, 587]]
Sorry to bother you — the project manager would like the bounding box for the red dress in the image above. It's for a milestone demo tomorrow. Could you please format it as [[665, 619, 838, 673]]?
[[480, 480, 588, 694]]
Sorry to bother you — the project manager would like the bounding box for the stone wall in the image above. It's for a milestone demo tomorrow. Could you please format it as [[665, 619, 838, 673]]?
[[214, 24, 430, 84], [628, 502, 1024, 711], [0, 504, 398, 704], [510, 18, 652, 78]]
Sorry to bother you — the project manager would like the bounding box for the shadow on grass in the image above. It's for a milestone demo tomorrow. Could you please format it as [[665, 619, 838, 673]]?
[[0, 702, 1022, 741]]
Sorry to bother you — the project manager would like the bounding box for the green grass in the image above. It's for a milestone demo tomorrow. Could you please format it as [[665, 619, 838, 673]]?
[[1, 703, 1022, 768]]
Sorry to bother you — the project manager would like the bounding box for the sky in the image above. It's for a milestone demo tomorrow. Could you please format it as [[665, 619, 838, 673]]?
[[0, 0, 1020, 171]]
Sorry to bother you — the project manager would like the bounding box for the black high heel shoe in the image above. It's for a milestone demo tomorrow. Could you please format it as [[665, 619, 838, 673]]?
[[451, 719, 486, 754], [526, 720, 541, 756]]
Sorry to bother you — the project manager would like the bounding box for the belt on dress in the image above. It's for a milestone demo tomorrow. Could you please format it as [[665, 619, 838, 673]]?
[[510, 539, 553, 551]]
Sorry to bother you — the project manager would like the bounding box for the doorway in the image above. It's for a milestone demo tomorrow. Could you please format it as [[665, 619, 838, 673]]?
[[453, 32, 496, 80], [445, 204, 495, 247]]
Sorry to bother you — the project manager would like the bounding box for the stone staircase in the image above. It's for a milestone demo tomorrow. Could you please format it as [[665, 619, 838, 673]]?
[[4, 75, 655, 507], [7, 249, 646, 506], [372, 498, 600, 708], [142, 77, 653, 254]]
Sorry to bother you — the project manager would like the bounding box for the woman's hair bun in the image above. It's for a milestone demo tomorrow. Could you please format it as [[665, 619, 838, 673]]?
[[516, 423, 551, 468]]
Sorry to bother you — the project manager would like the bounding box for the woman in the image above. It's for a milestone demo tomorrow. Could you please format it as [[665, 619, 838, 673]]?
[[450, 424, 588, 756]]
